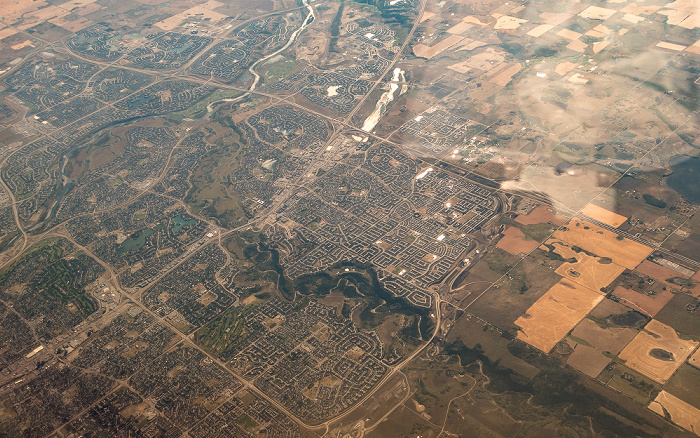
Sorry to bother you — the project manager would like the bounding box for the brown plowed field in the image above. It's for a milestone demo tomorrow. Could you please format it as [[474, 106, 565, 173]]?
[[515, 205, 567, 226], [612, 285, 673, 317], [636, 260, 686, 283], [496, 226, 539, 256], [566, 318, 637, 378]]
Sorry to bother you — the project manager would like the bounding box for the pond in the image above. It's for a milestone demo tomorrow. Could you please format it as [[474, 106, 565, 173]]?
[[665, 154, 700, 204], [171, 215, 196, 233], [117, 228, 154, 254]]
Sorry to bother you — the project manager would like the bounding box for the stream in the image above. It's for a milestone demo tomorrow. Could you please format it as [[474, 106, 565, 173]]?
[[204, 0, 316, 115]]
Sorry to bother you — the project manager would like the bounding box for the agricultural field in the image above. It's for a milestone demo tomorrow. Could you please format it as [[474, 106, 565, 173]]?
[[552, 218, 653, 270], [515, 279, 605, 353], [548, 239, 626, 292], [649, 391, 700, 434], [565, 317, 638, 378], [0, 0, 698, 435], [618, 320, 698, 384], [495, 226, 540, 256]]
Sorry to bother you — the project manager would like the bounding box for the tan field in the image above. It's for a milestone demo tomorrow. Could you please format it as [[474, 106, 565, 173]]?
[[16, 6, 67, 30], [50, 15, 92, 31], [493, 16, 527, 30], [496, 226, 539, 256], [566, 318, 637, 378], [618, 320, 699, 383], [685, 40, 700, 55], [648, 391, 700, 434], [0, 28, 18, 40], [413, 34, 464, 59], [612, 285, 673, 317], [636, 260, 686, 283], [689, 347, 700, 369], [557, 28, 582, 40], [552, 218, 653, 270], [447, 21, 472, 34], [622, 13, 645, 24], [620, 3, 660, 15], [554, 61, 577, 76], [419, 11, 435, 22], [579, 5, 617, 20], [515, 205, 567, 226], [549, 240, 625, 291], [155, 0, 227, 31], [11, 40, 34, 50], [566, 39, 588, 53], [585, 29, 607, 38], [656, 0, 698, 28], [515, 279, 605, 353], [0, 0, 48, 24], [526, 24, 553, 37], [6, 0, 97, 29], [592, 41, 611, 53], [566, 344, 611, 378], [657, 41, 687, 51], [581, 204, 628, 228], [59, 0, 97, 7], [488, 63, 521, 87]]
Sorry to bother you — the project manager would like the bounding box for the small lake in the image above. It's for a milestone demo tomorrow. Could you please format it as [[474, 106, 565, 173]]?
[[665, 155, 700, 204], [171, 215, 196, 233], [117, 228, 154, 254]]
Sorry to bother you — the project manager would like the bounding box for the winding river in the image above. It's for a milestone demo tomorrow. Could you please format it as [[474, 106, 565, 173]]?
[[205, 0, 316, 115]]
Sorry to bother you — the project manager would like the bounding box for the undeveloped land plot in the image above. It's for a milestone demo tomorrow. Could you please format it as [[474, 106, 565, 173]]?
[[618, 319, 698, 383], [689, 347, 700, 369], [515, 205, 567, 226], [636, 260, 689, 283], [566, 318, 638, 378], [413, 34, 464, 59], [487, 62, 521, 87], [467, 255, 561, 333], [548, 240, 625, 291], [655, 294, 700, 341], [581, 203, 628, 228], [612, 285, 673, 317], [553, 218, 653, 270], [515, 279, 605, 353], [566, 344, 612, 379], [496, 226, 539, 256], [664, 364, 700, 410], [648, 391, 700, 434]]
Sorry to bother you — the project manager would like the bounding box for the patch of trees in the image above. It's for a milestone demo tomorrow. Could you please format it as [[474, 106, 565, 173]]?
[[642, 194, 667, 209]]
